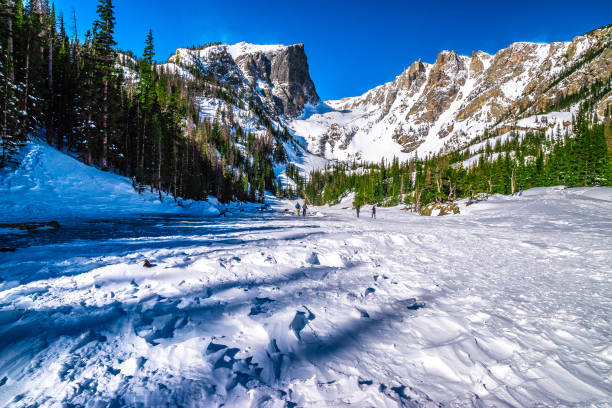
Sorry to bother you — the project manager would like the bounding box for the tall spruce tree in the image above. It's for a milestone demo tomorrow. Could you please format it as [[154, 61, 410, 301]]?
[[93, 0, 116, 170], [0, 0, 27, 167]]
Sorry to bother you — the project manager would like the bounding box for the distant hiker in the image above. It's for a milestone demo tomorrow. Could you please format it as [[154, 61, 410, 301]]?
[[295, 202, 301, 216], [356, 205, 361, 218], [302, 204, 308, 217], [371, 205, 376, 219]]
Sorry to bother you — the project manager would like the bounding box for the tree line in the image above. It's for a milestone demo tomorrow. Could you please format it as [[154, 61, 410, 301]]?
[[304, 106, 612, 211]]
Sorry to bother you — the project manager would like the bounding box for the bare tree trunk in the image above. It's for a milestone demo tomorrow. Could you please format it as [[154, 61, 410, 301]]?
[[1, 82, 7, 168], [134, 99, 140, 178], [37, 1, 45, 58], [87, 111, 93, 165], [157, 136, 162, 192], [47, 25, 55, 146], [2, 8, 13, 167], [511, 167, 516, 195], [435, 173, 442, 202], [102, 79, 108, 170], [7, 9, 14, 82], [415, 188, 422, 214], [23, 42, 30, 115], [140, 112, 146, 180], [173, 141, 177, 200]]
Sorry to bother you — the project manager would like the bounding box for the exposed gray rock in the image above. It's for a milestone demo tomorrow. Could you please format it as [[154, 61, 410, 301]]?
[[234, 43, 320, 117]]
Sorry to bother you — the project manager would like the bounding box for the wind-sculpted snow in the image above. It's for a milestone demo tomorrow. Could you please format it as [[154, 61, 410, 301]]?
[[0, 187, 611, 406]]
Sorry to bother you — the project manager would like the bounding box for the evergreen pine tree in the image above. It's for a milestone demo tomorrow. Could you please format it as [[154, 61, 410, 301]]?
[[93, 0, 116, 170], [0, 0, 27, 167]]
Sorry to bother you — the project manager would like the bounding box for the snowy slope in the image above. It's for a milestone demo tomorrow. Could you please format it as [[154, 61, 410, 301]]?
[[0, 140, 221, 223], [0, 186, 611, 406]]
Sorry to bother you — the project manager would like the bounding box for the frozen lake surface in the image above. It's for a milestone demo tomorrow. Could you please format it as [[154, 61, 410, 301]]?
[[0, 187, 611, 407]]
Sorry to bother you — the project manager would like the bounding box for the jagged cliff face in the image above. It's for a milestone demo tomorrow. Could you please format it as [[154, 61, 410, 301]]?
[[292, 25, 612, 162], [165, 42, 319, 119]]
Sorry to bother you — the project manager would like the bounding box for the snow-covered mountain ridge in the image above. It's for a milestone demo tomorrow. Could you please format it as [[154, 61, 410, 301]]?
[[292, 25, 611, 162], [154, 26, 610, 170]]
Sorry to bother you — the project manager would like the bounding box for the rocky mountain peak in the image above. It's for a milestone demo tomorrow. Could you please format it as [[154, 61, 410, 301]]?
[[409, 50, 468, 123], [229, 42, 320, 117], [164, 42, 320, 119], [434, 50, 466, 73], [406, 58, 427, 81], [290, 25, 611, 162], [394, 59, 428, 92], [469, 51, 489, 76]]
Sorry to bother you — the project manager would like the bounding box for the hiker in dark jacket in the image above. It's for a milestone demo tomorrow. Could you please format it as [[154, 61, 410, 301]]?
[[295, 202, 301, 216], [302, 204, 308, 217], [371, 205, 376, 218], [356, 205, 361, 218]]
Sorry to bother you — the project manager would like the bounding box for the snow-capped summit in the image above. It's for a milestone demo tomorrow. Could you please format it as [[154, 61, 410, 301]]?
[[226, 41, 287, 60], [164, 41, 320, 119]]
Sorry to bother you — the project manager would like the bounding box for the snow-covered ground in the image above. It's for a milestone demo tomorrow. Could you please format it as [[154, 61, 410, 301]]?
[[1, 186, 611, 407]]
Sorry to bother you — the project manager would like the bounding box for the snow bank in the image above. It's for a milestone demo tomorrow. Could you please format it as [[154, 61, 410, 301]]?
[[518, 185, 612, 201], [0, 140, 221, 223]]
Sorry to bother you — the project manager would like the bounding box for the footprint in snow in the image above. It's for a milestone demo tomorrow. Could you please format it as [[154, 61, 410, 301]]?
[[404, 298, 425, 310], [249, 297, 275, 316], [358, 378, 373, 390], [206, 342, 227, 354], [219, 256, 241, 269], [355, 308, 370, 318], [206, 342, 264, 390], [213, 347, 240, 370]]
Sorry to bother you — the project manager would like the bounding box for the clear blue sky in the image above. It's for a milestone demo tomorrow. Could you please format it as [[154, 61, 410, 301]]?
[[52, 0, 610, 100]]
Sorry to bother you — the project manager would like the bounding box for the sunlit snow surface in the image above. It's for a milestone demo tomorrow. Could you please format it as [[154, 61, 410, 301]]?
[[1, 186, 611, 407]]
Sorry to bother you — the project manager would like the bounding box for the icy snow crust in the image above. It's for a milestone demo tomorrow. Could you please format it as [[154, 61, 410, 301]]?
[[1, 186, 611, 406]]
